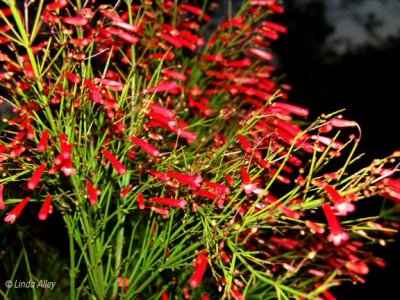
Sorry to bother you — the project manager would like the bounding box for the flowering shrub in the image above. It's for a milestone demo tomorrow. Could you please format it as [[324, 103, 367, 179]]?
[[1, 0, 399, 299]]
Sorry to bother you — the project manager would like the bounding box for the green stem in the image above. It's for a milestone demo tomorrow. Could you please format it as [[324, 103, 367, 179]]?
[[8, 0, 57, 131], [80, 207, 105, 300], [112, 217, 125, 299], [65, 216, 77, 300]]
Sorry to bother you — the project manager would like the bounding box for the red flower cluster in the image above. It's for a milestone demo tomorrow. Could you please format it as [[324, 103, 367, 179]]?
[[0, 1, 399, 299]]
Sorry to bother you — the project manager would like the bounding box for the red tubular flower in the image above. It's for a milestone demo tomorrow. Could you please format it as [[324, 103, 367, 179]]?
[[270, 237, 300, 250], [23, 60, 35, 79], [162, 292, 169, 300], [262, 21, 288, 33], [148, 111, 177, 128], [224, 174, 235, 186], [149, 52, 175, 61], [130, 137, 160, 157], [203, 181, 230, 194], [231, 285, 244, 300], [237, 134, 252, 153], [27, 163, 46, 190], [149, 197, 187, 209], [241, 167, 251, 186], [87, 180, 99, 205], [137, 193, 145, 210], [160, 33, 183, 48], [4, 197, 30, 223], [112, 20, 138, 32], [0, 184, 5, 210], [312, 135, 343, 150], [314, 180, 355, 216], [101, 149, 127, 175], [42, 11, 60, 24], [330, 118, 358, 128], [322, 203, 349, 246], [249, 48, 273, 60], [166, 172, 202, 189], [181, 4, 203, 15], [70, 37, 92, 47], [272, 102, 309, 117], [149, 103, 176, 118], [305, 220, 325, 234], [220, 251, 231, 263], [26, 124, 34, 139], [180, 30, 204, 46], [162, 69, 187, 81], [62, 16, 88, 26], [54, 154, 64, 165], [46, 0, 68, 11], [95, 78, 125, 91], [240, 167, 264, 195], [142, 82, 179, 94], [150, 206, 169, 218], [38, 195, 53, 221], [106, 27, 139, 44], [183, 288, 190, 299], [59, 133, 72, 159], [189, 250, 208, 288], [280, 207, 300, 219], [195, 189, 217, 201], [120, 184, 133, 198], [61, 159, 76, 176], [321, 288, 336, 300], [65, 71, 81, 84], [345, 261, 369, 275], [10, 146, 25, 158], [118, 277, 130, 292]]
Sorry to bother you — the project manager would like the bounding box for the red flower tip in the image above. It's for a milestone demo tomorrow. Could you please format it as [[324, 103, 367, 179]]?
[[101, 149, 127, 175], [130, 137, 160, 157], [46, 0, 68, 11], [149, 197, 187, 209], [305, 220, 325, 234], [345, 261, 369, 275], [137, 193, 145, 210], [60, 133, 72, 160], [27, 163, 46, 190], [162, 291, 169, 300], [61, 159, 76, 176], [87, 180, 100, 205], [150, 206, 169, 218], [330, 118, 358, 128], [62, 16, 88, 26], [141, 82, 179, 94], [38, 195, 53, 221], [237, 134, 252, 153], [231, 285, 244, 300], [189, 250, 208, 288], [183, 288, 190, 299], [166, 172, 202, 189], [120, 184, 133, 198], [322, 203, 349, 246], [65, 71, 81, 84], [95, 78, 125, 91], [38, 130, 49, 152], [117, 277, 130, 291], [4, 197, 30, 224], [249, 48, 273, 60]]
